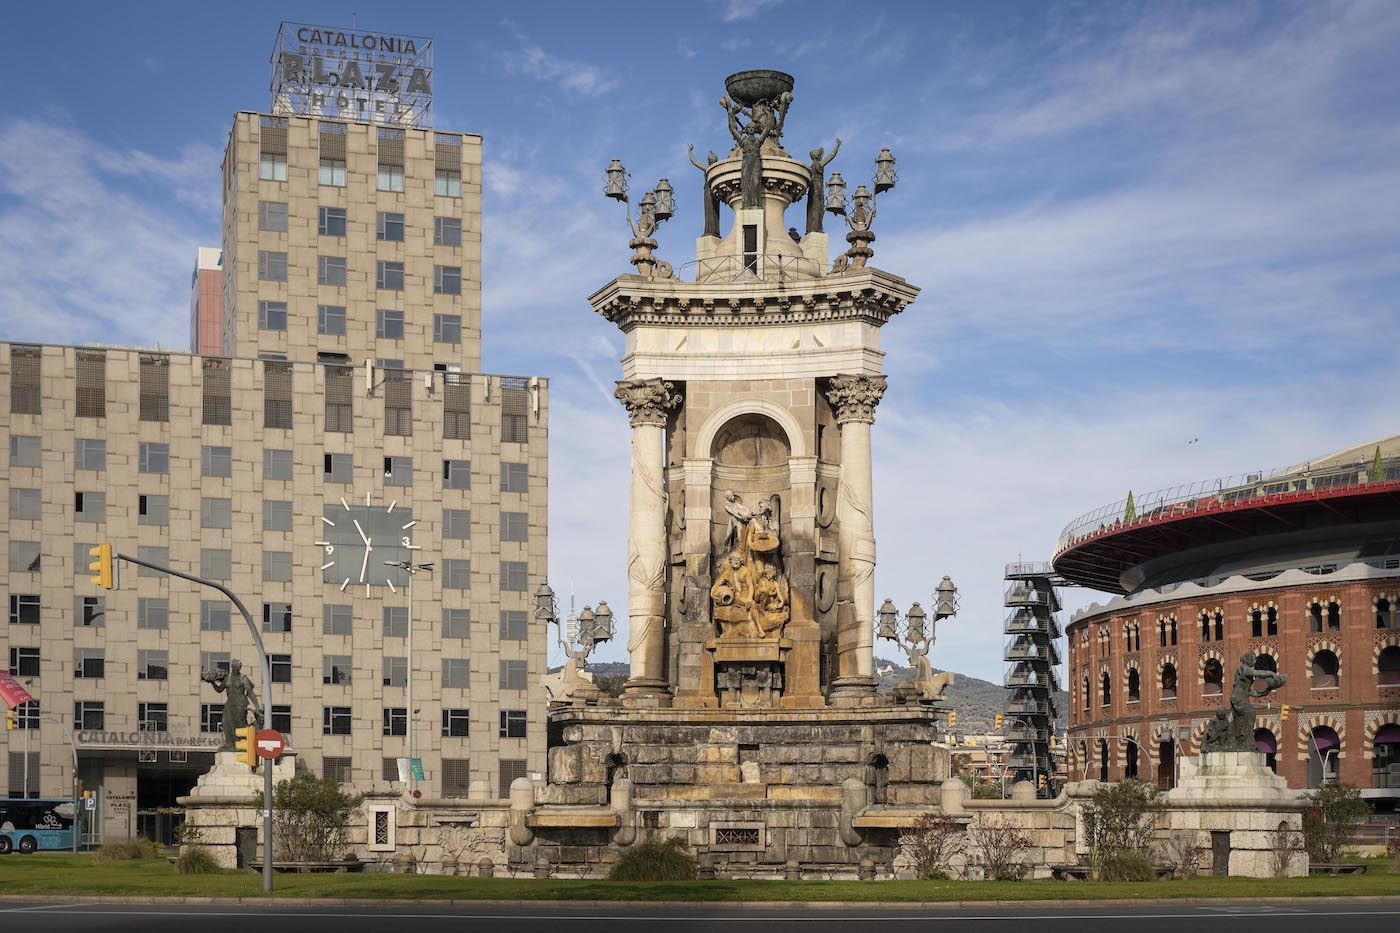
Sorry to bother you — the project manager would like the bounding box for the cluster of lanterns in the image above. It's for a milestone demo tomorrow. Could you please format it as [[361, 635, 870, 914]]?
[[825, 148, 897, 223], [877, 576, 958, 644], [535, 582, 615, 649], [603, 159, 674, 223]]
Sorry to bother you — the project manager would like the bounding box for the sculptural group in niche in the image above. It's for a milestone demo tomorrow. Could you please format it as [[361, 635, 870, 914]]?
[[711, 491, 790, 639]]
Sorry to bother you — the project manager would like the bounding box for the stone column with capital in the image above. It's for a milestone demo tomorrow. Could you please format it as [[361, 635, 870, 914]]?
[[824, 374, 887, 701], [614, 378, 681, 705]]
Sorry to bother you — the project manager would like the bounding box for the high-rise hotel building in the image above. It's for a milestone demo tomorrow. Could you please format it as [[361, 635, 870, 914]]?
[[1, 93, 549, 842]]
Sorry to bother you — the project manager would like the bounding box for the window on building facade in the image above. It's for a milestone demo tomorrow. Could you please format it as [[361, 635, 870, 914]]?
[[200, 496, 232, 529], [202, 445, 233, 477], [443, 509, 471, 540], [382, 455, 412, 487], [202, 359, 232, 426], [74, 701, 105, 730], [139, 441, 168, 474], [75, 438, 106, 471], [499, 759, 527, 798], [137, 649, 168, 681], [433, 314, 462, 345], [138, 353, 169, 422], [383, 707, 407, 736], [442, 609, 470, 638], [8, 541, 40, 573], [263, 362, 294, 429], [10, 435, 40, 468], [75, 350, 106, 418], [202, 548, 232, 581], [200, 651, 230, 676], [1311, 650, 1340, 689], [443, 373, 470, 439], [323, 707, 352, 736], [270, 654, 292, 684], [323, 757, 352, 783], [9, 345, 42, 415], [75, 491, 106, 523], [324, 364, 354, 432], [443, 459, 471, 489], [201, 601, 231, 631], [377, 164, 405, 192], [376, 309, 405, 339], [501, 462, 528, 492], [383, 657, 407, 687], [433, 265, 461, 295], [323, 655, 352, 685], [200, 704, 224, 734], [1203, 658, 1224, 695], [74, 648, 104, 679], [260, 154, 288, 181], [1378, 645, 1400, 684], [501, 380, 530, 443], [1161, 663, 1178, 699], [8, 647, 39, 678], [318, 159, 346, 187], [435, 170, 461, 197], [318, 255, 348, 286], [264, 448, 293, 480], [382, 606, 408, 638], [318, 304, 347, 336], [442, 659, 470, 689], [443, 559, 471, 589], [137, 494, 167, 527], [501, 561, 529, 592], [258, 300, 289, 334], [376, 211, 404, 241], [318, 206, 347, 237], [75, 595, 101, 628], [263, 499, 293, 532], [323, 604, 353, 635], [272, 705, 292, 734], [434, 216, 462, 246], [376, 260, 404, 291], [1327, 600, 1341, 630], [323, 452, 353, 483], [383, 365, 412, 437], [1379, 597, 1395, 629], [499, 610, 528, 641], [9, 595, 40, 626], [1100, 671, 1111, 706], [500, 660, 528, 690], [1126, 667, 1140, 702], [498, 711, 527, 739], [137, 597, 168, 629], [442, 715, 470, 741], [259, 250, 288, 281], [259, 200, 288, 231], [9, 488, 40, 521], [501, 512, 529, 542], [263, 602, 292, 633]]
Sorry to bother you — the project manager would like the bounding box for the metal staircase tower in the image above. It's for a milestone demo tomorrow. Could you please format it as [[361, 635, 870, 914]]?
[[1001, 561, 1062, 795]]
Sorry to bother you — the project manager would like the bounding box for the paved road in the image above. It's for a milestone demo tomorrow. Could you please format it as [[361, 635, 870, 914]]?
[[3, 899, 1400, 933]]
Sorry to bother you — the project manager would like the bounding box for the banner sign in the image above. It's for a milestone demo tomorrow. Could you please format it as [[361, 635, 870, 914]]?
[[0, 672, 34, 709], [270, 21, 433, 126]]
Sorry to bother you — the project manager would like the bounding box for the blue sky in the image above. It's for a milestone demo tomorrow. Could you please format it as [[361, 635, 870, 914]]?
[[1, 1, 1398, 680]]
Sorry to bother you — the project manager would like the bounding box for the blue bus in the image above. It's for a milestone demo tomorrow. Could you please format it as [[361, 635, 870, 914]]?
[[0, 798, 76, 853]]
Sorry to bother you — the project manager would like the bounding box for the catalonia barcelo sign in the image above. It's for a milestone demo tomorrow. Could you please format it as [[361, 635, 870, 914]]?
[[271, 22, 433, 126]]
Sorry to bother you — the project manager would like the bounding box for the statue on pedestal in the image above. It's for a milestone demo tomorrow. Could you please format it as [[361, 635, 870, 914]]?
[[711, 491, 789, 639], [722, 90, 792, 210], [1200, 651, 1288, 752], [201, 659, 261, 751], [688, 145, 721, 238], [805, 139, 841, 234]]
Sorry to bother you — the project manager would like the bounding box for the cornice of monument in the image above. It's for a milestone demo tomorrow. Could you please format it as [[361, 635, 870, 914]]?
[[587, 266, 921, 332]]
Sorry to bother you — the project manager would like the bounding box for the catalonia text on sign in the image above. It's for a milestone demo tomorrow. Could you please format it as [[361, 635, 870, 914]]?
[[270, 22, 433, 127]]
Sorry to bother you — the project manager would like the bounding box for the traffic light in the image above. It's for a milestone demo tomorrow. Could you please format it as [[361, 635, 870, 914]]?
[[5, 709, 17, 731], [1280, 704, 1290, 723], [87, 543, 114, 590], [947, 709, 958, 728], [1038, 773, 1047, 789], [233, 726, 259, 770], [994, 713, 1004, 729]]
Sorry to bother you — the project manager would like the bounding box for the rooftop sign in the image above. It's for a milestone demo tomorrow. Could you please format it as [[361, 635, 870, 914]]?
[[270, 22, 433, 127]]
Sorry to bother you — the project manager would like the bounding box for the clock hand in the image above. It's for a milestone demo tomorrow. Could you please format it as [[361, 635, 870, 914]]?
[[353, 519, 369, 545], [359, 544, 371, 583]]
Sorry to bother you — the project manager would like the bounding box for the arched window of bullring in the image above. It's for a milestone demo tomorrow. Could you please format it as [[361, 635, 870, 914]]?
[[1377, 645, 1400, 685], [1199, 608, 1223, 642], [1101, 670, 1112, 706], [1250, 602, 1279, 638], [1124, 738, 1140, 779], [1375, 594, 1396, 629], [1199, 611, 1211, 642], [1373, 723, 1400, 783], [1097, 738, 1109, 782], [1308, 597, 1341, 633], [1160, 662, 1177, 699], [1203, 657, 1224, 696], [1082, 674, 1090, 713], [1252, 653, 1278, 692], [1311, 649, 1340, 689], [1078, 740, 1089, 780], [1126, 666, 1141, 703], [1254, 727, 1278, 772]]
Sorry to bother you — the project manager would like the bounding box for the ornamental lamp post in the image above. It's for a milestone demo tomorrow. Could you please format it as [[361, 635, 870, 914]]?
[[824, 171, 848, 215], [873, 148, 897, 193], [934, 575, 959, 620], [603, 159, 628, 200], [652, 179, 675, 221]]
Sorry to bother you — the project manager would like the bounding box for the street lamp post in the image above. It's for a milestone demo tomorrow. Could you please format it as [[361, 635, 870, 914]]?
[[385, 560, 434, 791], [876, 576, 959, 702], [535, 583, 614, 701]]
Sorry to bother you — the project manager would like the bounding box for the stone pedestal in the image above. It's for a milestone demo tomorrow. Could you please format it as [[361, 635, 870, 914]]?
[[178, 751, 297, 869], [1163, 752, 1309, 877]]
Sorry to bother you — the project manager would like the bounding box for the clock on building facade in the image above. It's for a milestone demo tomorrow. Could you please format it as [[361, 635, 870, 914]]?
[[318, 494, 417, 595]]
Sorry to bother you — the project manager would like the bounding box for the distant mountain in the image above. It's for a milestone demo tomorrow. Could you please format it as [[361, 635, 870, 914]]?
[[566, 659, 1067, 731]]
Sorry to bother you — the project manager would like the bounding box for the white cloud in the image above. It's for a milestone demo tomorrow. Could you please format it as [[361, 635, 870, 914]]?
[[0, 115, 217, 348], [719, 0, 783, 23], [497, 43, 619, 98]]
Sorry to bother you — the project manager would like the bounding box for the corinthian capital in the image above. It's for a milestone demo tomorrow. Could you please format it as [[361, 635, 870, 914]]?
[[615, 378, 681, 427], [825, 374, 887, 425]]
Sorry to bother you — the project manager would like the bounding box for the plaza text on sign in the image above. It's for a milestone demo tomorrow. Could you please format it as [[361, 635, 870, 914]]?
[[270, 22, 433, 127]]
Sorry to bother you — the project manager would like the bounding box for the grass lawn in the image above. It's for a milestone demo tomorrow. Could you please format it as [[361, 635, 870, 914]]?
[[0, 854, 1397, 901]]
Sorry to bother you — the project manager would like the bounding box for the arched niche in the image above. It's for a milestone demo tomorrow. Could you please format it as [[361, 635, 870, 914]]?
[[693, 399, 808, 461], [711, 413, 791, 466]]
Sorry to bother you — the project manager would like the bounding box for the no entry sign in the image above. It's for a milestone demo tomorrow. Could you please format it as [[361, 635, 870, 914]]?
[[254, 728, 285, 760]]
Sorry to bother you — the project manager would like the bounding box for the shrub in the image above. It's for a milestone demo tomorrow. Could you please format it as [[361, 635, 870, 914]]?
[[1302, 783, 1370, 863], [970, 782, 1003, 799], [93, 838, 162, 862], [1156, 830, 1204, 879], [968, 816, 1031, 880], [175, 845, 221, 874], [271, 773, 362, 862], [1095, 848, 1156, 881], [899, 812, 966, 879], [1267, 822, 1306, 877], [1083, 778, 1162, 880], [606, 836, 697, 881]]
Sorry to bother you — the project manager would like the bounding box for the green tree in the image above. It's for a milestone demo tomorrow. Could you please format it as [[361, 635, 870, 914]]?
[[1083, 778, 1163, 880], [1302, 782, 1371, 863], [1123, 490, 1136, 523], [1369, 445, 1385, 482], [271, 773, 362, 863]]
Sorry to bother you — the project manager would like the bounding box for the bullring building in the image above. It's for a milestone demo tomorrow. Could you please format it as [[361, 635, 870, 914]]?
[[0, 34, 549, 844], [1057, 437, 1400, 809]]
